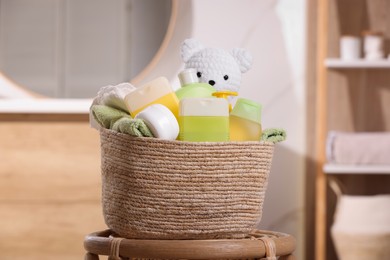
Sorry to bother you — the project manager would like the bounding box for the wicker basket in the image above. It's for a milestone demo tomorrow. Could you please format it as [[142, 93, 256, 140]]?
[[329, 179, 390, 260], [100, 128, 275, 239]]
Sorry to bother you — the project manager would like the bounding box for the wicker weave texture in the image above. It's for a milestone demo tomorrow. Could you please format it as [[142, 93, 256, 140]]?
[[100, 128, 274, 239]]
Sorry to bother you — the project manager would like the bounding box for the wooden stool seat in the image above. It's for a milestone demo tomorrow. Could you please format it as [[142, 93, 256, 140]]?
[[84, 229, 296, 260]]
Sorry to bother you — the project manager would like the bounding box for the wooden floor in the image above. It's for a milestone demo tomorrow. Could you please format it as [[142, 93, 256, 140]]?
[[0, 122, 107, 260]]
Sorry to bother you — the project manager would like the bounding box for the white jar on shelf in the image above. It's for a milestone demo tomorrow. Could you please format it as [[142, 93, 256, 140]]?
[[362, 31, 384, 60], [340, 35, 361, 60]]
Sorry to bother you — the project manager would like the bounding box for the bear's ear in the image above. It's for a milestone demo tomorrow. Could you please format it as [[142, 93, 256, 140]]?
[[231, 48, 253, 73], [181, 38, 204, 62]]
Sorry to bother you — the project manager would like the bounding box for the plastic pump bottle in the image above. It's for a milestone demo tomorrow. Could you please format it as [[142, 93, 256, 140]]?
[[175, 69, 216, 100], [229, 98, 262, 141], [212, 91, 238, 112]]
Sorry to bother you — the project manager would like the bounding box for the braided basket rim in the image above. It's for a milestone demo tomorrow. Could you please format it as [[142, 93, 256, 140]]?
[[100, 128, 274, 146]]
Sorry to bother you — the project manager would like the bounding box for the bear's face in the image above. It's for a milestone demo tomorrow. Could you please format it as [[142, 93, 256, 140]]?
[[181, 38, 253, 94], [184, 48, 242, 92]]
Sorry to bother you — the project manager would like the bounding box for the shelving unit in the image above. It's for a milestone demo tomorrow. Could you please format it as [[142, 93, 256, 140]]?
[[325, 58, 390, 68], [323, 164, 390, 174], [315, 0, 390, 260]]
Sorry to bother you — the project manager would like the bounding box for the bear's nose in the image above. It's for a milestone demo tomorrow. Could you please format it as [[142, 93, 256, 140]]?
[[208, 80, 215, 86]]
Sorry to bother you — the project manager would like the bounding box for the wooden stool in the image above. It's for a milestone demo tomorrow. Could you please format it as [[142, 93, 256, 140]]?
[[84, 229, 296, 260]]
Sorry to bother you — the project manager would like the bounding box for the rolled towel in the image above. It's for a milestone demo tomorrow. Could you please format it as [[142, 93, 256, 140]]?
[[96, 83, 136, 111], [91, 105, 153, 137], [261, 128, 287, 143], [112, 117, 154, 138], [326, 131, 390, 165], [90, 82, 136, 129], [91, 105, 128, 129]]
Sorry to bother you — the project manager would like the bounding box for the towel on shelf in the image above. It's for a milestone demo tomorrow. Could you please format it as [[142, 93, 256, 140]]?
[[91, 105, 153, 137], [89, 82, 136, 129], [326, 131, 390, 165], [261, 128, 287, 143]]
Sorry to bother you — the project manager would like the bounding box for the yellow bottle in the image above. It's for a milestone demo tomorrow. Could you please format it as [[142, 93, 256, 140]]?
[[229, 98, 262, 141], [124, 77, 179, 119]]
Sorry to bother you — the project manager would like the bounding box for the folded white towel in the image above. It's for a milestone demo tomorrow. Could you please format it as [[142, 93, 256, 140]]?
[[90, 82, 136, 129], [326, 131, 390, 165]]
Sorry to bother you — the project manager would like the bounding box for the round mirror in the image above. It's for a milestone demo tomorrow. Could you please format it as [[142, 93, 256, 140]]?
[[0, 0, 172, 98]]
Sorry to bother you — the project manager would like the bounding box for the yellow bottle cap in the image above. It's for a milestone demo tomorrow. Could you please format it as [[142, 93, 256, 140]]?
[[212, 91, 238, 99], [212, 91, 238, 112]]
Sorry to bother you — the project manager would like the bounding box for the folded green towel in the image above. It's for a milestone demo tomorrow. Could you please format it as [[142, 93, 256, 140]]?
[[91, 105, 153, 137], [261, 128, 286, 143], [112, 117, 154, 137]]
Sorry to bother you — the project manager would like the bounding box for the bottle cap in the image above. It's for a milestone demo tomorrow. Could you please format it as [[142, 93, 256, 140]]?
[[212, 91, 238, 99], [230, 98, 262, 124], [135, 104, 179, 140], [178, 69, 199, 87], [212, 91, 238, 112]]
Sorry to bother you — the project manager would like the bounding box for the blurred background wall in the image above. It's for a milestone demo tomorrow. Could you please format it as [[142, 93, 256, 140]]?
[[177, 1, 307, 259]]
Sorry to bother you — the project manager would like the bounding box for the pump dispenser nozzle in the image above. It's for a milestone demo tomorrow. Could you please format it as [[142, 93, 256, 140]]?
[[178, 69, 199, 87], [175, 69, 216, 100], [212, 91, 238, 112]]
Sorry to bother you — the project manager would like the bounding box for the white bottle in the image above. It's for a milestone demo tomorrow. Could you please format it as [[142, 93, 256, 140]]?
[[340, 36, 361, 60]]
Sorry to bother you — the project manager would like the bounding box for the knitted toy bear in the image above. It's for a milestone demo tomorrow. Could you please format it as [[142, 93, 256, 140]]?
[[181, 38, 253, 93]]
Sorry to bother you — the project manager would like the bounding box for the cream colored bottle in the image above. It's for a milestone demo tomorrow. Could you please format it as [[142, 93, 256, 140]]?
[[124, 77, 179, 119]]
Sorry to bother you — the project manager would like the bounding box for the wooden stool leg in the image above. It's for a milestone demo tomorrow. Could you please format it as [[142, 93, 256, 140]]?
[[84, 252, 99, 260], [279, 254, 296, 260]]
